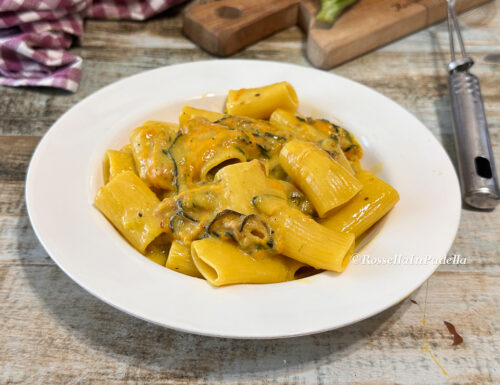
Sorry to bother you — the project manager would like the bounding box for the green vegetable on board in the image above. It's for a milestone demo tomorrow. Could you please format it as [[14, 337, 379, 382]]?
[[316, 0, 359, 25]]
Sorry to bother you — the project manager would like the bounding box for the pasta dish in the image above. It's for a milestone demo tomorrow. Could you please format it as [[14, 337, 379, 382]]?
[[94, 82, 399, 286]]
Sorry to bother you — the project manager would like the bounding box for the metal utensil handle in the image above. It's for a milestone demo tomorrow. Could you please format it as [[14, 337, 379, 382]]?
[[449, 70, 500, 209]]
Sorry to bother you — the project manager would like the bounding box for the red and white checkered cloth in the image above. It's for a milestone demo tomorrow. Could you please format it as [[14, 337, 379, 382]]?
[[0, 0, 186, 92]]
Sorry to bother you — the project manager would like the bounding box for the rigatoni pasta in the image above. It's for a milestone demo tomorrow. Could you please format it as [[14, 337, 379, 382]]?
[[94, 171, 163, 253], [129, 120, 179, 190], [252, 195, 355, 272], [279, 140, 363, 218], [179, 106, 225, 126], [320, 170, 400, 237], [103, 149, 137, 183], [145, 234, 170, 266], [270, 108, 325, 142], [94, 81, 399, 286], [270, 109, 354, 173], [166, 240, 203, 278], [215, 160, 287, 215], [191, 238, 303, 286], [226, 81, 298, 119]]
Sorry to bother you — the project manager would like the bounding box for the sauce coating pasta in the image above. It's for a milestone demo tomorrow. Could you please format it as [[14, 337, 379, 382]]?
[[94, 82, 399, 286]]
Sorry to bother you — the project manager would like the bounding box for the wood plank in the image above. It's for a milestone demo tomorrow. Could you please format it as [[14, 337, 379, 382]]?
[[0, 266, 498, 384], [0, 182, 26, 217], [0, 136, 48, 263], [1, 56, 498, 136], [0, 136, 40, 182]]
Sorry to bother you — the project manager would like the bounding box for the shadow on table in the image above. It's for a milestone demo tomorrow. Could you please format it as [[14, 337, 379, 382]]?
[[19, 226, 412, 382]]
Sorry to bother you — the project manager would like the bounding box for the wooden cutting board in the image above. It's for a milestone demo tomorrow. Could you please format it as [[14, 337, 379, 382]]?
[[183, 0, 491, 69]]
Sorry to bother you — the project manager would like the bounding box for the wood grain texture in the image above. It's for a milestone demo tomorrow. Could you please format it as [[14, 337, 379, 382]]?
[[0, 266, 498, 384], [0, 0, 499, 383], [304, 0, 493, 68], [183, 0, 299, 56]]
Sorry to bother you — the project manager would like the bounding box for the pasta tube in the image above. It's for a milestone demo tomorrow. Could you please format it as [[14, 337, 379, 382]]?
[[145, 234, 170, 266], [316, 137, 354, 174], [269, 109, 325, 142], [179, 106, 225, 126], [129, 120, 179, 190], [200, 148, 247, 181], [225, 81, 298, 119], [279, 140, 362, 217], [94, 171, 163, 253], [166, 241, 203, 278], [309, 118, 364, 162], [191, 238, 302, 286], [103, 149, 137, 184], [215, 159, 287, 215], [320, 170, 399, 237], [253, 195, 355, 272], [270, 111, 354, 172]]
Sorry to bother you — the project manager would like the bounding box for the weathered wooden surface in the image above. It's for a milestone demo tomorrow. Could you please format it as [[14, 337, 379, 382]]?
[[0, 1, 499, 384]]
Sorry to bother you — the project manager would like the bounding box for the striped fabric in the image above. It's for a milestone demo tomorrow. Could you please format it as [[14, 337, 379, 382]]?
[[0, 0, 186, 92]]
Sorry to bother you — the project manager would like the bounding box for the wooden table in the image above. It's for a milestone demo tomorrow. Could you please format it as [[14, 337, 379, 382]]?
[[1, 1, 499, 384]]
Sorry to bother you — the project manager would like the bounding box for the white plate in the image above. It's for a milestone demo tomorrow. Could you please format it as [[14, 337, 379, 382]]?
[[26, 60, 461, 339]]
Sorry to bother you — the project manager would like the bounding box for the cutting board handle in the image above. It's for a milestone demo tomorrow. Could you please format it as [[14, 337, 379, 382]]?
[[183, 0, 300, 56]]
